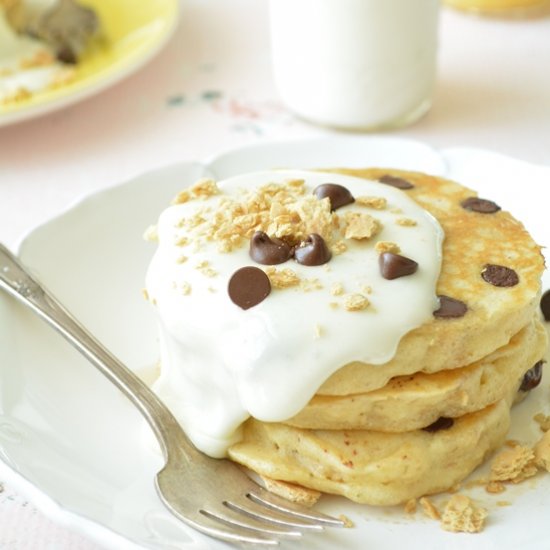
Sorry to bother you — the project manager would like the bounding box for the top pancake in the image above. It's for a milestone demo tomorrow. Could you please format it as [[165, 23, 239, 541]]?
[[317, 168, 544, 396]]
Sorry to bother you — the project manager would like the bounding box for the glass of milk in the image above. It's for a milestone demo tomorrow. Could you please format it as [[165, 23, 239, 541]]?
[[269, 0, 440, 131]]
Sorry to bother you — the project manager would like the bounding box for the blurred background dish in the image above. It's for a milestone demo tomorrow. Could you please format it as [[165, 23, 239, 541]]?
[[444, 0, 550, 15], [0, 0, 179, 127]]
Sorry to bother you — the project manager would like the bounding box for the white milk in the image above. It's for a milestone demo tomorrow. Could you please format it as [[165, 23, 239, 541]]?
[[269, 0, 439, 130]]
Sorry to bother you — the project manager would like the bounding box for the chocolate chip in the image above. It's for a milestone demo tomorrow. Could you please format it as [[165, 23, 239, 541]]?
[[379, 252, 418, 280], [249, 231, 293, 265], [228, 267, 271, 310], [541, 290, 550, 321], [379, 174, 414, 190], [422, 417, 454, 433], [433, 295, 468, 319], [519, 361, 544, 392], [481, 264, 519, 287], [313, 183, 355, 211], [461, 196, 501, 214], [294, 234, 332, 266]]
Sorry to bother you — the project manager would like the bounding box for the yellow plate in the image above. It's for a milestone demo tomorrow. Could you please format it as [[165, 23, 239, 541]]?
[[0, 0, 179, 127]]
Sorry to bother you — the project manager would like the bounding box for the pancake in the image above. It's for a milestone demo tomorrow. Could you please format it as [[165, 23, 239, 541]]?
[[316, 168, 544, 395], [146, 166, 546, 506], [228, 395, 512, 506], [284, 316, 547, 432]]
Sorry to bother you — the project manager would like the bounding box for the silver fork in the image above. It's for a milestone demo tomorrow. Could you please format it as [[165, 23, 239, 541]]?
[[0, 243, 345, 546]]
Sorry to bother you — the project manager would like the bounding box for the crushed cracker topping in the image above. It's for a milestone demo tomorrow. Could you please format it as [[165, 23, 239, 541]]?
[[176, 255, 188, 264], [490, 445, 538, 483], [300, 278, 323, 292], [179, 282, 192, 296], [141, 288, 150, 302], [534, 413, 550, 432], [534, 431, 550, 472], [331, 283, 345, 296], [329, 302, 339, 309], [343, 212, 382, 240], [396, 217, 418, 227], [485, 481, 506, 494], [190, 178, 220, 198], [404, 499, 417, 514], [331, 240, 348, 255], [344, 293, 370, 312], [171, 190, 191, 205], [355, 195, 387, 209], [314, 324, 323, 339], [375, 241, 401, 255], [419, 497, 440, 520], [265, 267, 301, 289], [174, 235, 189, 247], [441, 495, 487, 533], [338, 514, 355, 528]]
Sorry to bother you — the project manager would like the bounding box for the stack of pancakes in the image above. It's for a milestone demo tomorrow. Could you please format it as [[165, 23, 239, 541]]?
[[228, 168, 547, 505]]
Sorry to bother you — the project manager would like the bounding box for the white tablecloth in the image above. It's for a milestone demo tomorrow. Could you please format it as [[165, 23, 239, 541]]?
[[1, 1, 549, 548]]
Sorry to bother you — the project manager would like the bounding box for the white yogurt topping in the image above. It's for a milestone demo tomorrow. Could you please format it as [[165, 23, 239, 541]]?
[[146, 170, 444, 457], [0, 9, 65, 103]]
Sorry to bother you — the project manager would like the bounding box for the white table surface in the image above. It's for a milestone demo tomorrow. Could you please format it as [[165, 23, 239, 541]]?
[[1, 0, 550, 548]]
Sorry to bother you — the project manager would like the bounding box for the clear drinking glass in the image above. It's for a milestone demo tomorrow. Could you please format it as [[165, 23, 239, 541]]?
[[269, 0, 440, 131]]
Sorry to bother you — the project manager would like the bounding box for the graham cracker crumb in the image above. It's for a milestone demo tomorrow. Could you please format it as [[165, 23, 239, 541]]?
[[331, 283, 345, 296], [534, 430, 550, 472], [344, 293, 370, 312], [404, 499, 417, 514], [261, 476, 321, 507], [390, 208, 403, 214], [190, 178, 220, 198], [141, 288, 150, 301], [338, 514, 354, 528], [361, 285, 373, 295], [534, 413, 550, 432], [355, 196, 387, 210], [174, 235, 189, 247], [375, 241, 401, 255], [179, 282, 192, 296], [265, 267, 301, 289], [176, 255, 188, 264], [441, 495, 487, 533], [497, 501, 512, 507], [195, 260, 217, 278], [485, 481, 506, 494], [396, 217, 417, 227], [329, 302, 340, 310], [344, 212, 382, 240], [419, 497, 440, 520], [301, 278, 323, 292], [171, 190, 191, 205], [143, 225, 158, 242], [332, 240, 348, 255], [490, 445, 538, 483]]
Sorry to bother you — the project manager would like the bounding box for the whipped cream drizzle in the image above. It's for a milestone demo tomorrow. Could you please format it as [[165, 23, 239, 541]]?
[[146, 170, 444, 457]]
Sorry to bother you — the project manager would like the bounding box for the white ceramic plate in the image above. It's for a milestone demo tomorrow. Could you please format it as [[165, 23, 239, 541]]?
[[1, 137, 549, 550]]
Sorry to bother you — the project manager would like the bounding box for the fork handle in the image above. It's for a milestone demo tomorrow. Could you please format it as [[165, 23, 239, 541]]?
[[0, 243, 201, 462]]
